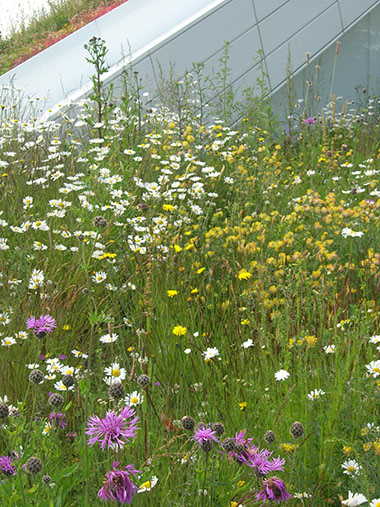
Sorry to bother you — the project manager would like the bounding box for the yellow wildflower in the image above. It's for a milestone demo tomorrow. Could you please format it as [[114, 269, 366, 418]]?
[[280, 443, 298, 453], [238, 269, 252, 280], [172, 326, 187, 336]]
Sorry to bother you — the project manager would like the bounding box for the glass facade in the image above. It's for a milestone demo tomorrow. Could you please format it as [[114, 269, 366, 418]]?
[[271, 4, 380, 119]]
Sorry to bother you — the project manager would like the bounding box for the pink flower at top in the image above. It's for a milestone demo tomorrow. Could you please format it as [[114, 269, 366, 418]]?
[[193, 427, 218, 446], [303, 116, 317, 125], [0, 456, 16, 476], [229, 431, 285, 476], [86, 406, 139, 451], [98, 462, 140, 504], [27, 315, 57, 338]]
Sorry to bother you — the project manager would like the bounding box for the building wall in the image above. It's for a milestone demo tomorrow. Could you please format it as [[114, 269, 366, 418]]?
[[0, 0, 379, 121]]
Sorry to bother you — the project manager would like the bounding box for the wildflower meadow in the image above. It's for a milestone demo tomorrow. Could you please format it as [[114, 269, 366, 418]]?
[[0, 36, 379, 506]]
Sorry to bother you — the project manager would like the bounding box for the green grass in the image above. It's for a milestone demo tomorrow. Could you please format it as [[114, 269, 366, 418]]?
[[0, 76, 379, 506], [0, 0, 124, 75]]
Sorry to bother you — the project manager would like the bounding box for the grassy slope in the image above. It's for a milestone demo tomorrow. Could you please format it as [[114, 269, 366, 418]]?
[[0, 0, 127, 75]]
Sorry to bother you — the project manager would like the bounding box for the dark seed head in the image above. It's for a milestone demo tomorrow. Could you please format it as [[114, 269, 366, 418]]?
[[201, 440, 213, 452], [94, 216, 108, 228], [290, 421, 304, 439], [234, 444, 246, 454], [42, 474, 52, 484], [29, 369, 44, 384], [9, 450, 21, 460], [48, 393, 64, 408], [61, 375, 74, 388], [210, 422, 224, 436], [264, 430, 276, 444], [181, 416, 195, 431], [0, 403, 9, 419], [108, 382, 125, 400], [136, 374, 150, 388], [222, 438, 236, 452], [25, 457, 42, 474]]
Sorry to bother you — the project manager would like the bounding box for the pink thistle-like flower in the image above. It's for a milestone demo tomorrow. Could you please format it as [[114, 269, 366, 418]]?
[[0, 456, 16, 476], [27, 315, 57, 338], [256, 477, 292, 503], [303, 116, 317, 125], [98, 462, 140, 504], [86, 407, 139, 451], [234, 430, 254, 448], [193, 427, 218, 446], [239, 447, 285, 475], [49, 412, 67, 429]]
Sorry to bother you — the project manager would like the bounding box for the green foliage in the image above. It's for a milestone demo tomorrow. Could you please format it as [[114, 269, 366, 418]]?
[[0, 43, 379, 506]]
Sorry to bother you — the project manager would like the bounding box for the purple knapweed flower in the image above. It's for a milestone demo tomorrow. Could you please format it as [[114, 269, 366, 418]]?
[[234, 430, 254, 448], [256, 477, 292, 503], [193, 427, 218, 446], [27, 315, 57, 338], [238, 447, 285, 476], [98, 462, 140, 504], [0, 456, 16, 476], [49, 412, 67, 429], [303, 116, 316, 125], [86, 406, 139, 451]]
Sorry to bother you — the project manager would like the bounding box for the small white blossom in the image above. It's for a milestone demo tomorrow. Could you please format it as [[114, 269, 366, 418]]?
[[99, 333, 118, 344], [341, 491, 367, 506], [125, 391, 144, 406], [202, 347, 220, 361], [342, 460, 362, 477], [307, 389, 325, 400], [275, 369, 290, 381]]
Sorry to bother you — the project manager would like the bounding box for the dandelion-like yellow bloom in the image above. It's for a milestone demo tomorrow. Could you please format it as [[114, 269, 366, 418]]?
[[172, 326, 187, 336], [167, 290, 178, 297], [238, 269, 252, 280], [280, 443, 298, 453]]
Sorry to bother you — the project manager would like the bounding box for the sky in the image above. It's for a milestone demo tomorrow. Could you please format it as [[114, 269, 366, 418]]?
[[0, 0, 52, 37]]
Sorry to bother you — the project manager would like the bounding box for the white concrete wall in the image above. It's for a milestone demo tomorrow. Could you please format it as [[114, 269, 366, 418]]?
[[0, 0, 379, 121]]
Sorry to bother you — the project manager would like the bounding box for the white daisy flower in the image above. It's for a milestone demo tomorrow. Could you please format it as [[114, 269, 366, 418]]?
[[202, 347, 220, 361], [92, 271, 107, 283], [275, 369, 290, 381], [54, 380, 74, 392], [1, 337, 16, 346], [138, 476, 158, 493], [99, 333, 118, 344], [307, 389, 325, 400], [125, 391, 144, 407], [342, 491, 367, 506], [369, 335, 380, 344], [342, 459, 362, 477], [365, 360, 380, 378], [104, 363, 126, 381]]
